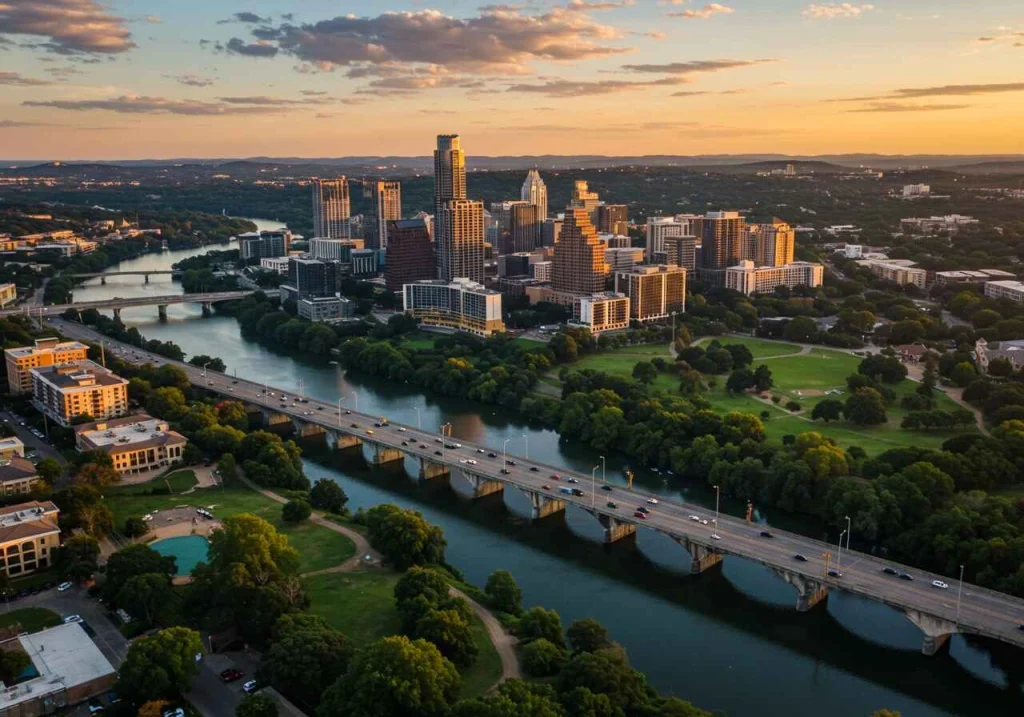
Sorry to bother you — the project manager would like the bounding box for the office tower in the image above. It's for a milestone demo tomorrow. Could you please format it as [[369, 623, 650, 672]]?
[[489, 200, 528, 250], [662, 235, 697, 272], [541, 218, 562, 247], [520, 169, 548, 221], [615, 265, 687, 323], [753, 219, 795, 267], [385, 219, 435, 293], [724, 260, 823, 295], [553, 208, 606, 295], [605, 247, 645, 274], [311, 178, 351, 239], [403, 278, 505, 337], [435, 199, 484, 282], [310, 237, 364, 262], [363, 180, 402, 250], [288, 257, 338, 298], [434, 134, 466, 217], [598, 204, 628, 236], [570, 180, 601, 221], [646, 217, 686, 258], [239, 230, 291, 260], [702, 211, 746, 269], [497, 253, 533, 277], [508, 203, 541, 254], [350, 249, 378, 277]]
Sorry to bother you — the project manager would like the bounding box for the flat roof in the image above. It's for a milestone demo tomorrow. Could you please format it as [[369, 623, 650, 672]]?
[[31, 360, 127, 390], [986, 280, 1024, 291], [76, 415, 185, 452], [5, 340, 88, 359], [0, 624, 115, 709]]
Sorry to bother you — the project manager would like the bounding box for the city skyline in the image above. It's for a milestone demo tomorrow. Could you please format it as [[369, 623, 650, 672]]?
[[0, 1, 1021, 160]]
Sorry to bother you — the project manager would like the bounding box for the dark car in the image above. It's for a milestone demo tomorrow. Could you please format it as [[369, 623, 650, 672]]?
[[636, 506, 650, 514], [601, 485, 613, 492], [827, 569, 843, 578], [401, 441, 408, 446], [350, 422, 359, 428], [1018, 624, 1024, 632], [793, 554, 808, 562], [529, 466, 538, 472], [899, 573, 914, 581], [220, 669, 244, 683], [419, 444, 428, 449], [882, 567, 899, 576], [759, 530, 773, 538], [231, 380, 238, 384], [488, 452, 498, 458], [434, 450, 443, 456], [572, 488, 584, 497], [633, 511, 647, 519], [501, 468, 511, 475], [506, 460, 516, 466], [607, 501, 617, 509]]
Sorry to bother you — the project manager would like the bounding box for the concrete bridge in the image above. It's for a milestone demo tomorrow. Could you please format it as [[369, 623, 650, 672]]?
[[48, 319, 1024, 657], [4, 290, 273, 320], [69, 270, 182, 284]]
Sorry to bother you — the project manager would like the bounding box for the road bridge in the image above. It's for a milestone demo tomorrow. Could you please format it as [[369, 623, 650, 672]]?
[[68, 270, 182, 284], [4, 290, 273, 320], [49, 319, 1024, 656]]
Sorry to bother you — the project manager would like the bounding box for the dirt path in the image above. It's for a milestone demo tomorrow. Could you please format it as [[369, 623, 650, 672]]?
[[449, 586, 521, 687]]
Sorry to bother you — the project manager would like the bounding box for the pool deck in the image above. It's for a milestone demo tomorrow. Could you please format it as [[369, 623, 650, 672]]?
[[143, 508, 221, 585]]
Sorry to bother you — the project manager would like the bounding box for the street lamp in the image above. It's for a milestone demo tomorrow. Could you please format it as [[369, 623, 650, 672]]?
[[591, 465, 599, 508], [844, 515, 852, 553], [956, 564, 965, 624], [522, 434, 529, 460], [337, 396, 345, 427], [413, 406, 422, 430], [600, 455, 606, 482], [297, 379, 304, 401], [837, 529, 847, 573], [502, 438, 511, 470], [712, 484, 721, 539], [202, 362, 209, 378]]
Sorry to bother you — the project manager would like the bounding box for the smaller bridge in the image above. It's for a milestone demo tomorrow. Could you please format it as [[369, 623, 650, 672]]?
[[2, 290, 273, 320], [69, 270, 182, 285]]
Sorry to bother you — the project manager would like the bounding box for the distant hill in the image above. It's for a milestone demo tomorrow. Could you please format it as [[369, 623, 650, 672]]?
[[946, 161, 1024, 175]]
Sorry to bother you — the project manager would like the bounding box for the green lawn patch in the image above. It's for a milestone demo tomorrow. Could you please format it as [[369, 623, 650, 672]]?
[[0, 607, 61, 633], [696, 336, 803, 359], [399, 333, 436, 350], [106, 469, 198, 496], [459, 613, 503, 698]]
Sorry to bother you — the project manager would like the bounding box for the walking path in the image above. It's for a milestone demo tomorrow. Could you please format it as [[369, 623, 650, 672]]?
[[449, 586, 521, 687]]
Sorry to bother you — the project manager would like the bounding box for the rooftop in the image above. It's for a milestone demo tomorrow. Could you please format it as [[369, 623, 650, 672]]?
[[31, 360, 127, 390], [75, 414, 185, 454], [0, 501, 59, 544], [0, 457, 37, 484], [5, 338, 88, 359]]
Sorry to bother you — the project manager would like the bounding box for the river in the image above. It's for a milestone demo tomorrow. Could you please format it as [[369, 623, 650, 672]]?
[[69, 218, 1022, 717]]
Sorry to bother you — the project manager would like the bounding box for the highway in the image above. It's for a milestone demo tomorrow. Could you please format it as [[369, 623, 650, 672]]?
[[0, 290, 273, 318], [50, 318, 1024, 652]]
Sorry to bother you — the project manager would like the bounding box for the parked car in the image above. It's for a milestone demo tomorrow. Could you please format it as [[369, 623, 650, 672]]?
[[932, 580, 949, 589], [87, 698, 105, 714], [220, 668, 244, 683], [57, 581, 72, 592], [242, 680, 259, 694], [63, 614, 82, 624]]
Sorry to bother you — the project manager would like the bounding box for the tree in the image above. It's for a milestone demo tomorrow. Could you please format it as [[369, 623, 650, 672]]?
[[55, 533, 100, 581], [207, 514, 300, 586], [237, 695, 278, 717], [844, 388, 888, 425], [631, 361, 658, 385], [0, 649, 30, 683], [189, 354, 226, 373], [521, 638, 568, 677], [282, 499, 312, 523], [316, 636, 460, 717], [889, 320, 925, 345], [752, 364, 773, 391], [309, 478, 348, 514], [484, 570, 521, 615], [517, 607, 564, 647], [949, 361, 978, 387], [415, 607, 478, 667], [117, 573, 172, 625], [811, 399, 844, 423], [146, 386, 187, 420], [725, 368, 754, 395], [104, 544, 176, 604], [137, 701, 171, 717], [566, 618, 611, 654], [217, 452, 239, 484], [262, 613, 351, 709], [858, 354, 907, 384], [217, 401, 250, 431], [783, 316, 818, 343], [557, 649, 650, 715], [365, 504, 446, 571], [77, 461, 121, 487], [116, 627, 203, 705], [449, 680, 564, 717], [123, 517, 149, 538], [35, 457, 62, 483]]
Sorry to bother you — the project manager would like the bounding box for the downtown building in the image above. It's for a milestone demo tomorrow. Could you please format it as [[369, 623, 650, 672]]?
[[434, 135, 484, 282], [310, 237, 364, 262], [312, 178, 352, 239], [5, 337, 89, 395], [286, 257, 338, 299], [520, 170, 548, 221], [597, 204, 629, 236], [750, 219, 795, 267], [553, 208, 607, 296], [724, 260, 823, 296], [574, 293, 630, 335], [702, 211, 746, 269], [570, 180, 601, 221], [656, 235, 697, 272], [403, 278, 505, 337], [30, 360, 129, 427], [615, 265, 686, 323], [239, 230, 291, 261], [385, 219, 435, 293], [363, 180, 402, 249]]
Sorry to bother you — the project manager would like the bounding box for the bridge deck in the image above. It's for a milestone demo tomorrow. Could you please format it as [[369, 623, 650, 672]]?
[[1, 290, 274, 318]]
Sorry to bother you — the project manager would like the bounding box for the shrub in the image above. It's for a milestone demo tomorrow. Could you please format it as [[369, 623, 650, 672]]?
[[785, 401, 802, 412], [282, 499, 312, 523]]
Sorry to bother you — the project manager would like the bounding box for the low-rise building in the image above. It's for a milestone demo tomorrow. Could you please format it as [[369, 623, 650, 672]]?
[[934, 269, 1016, 284], [0, 437, 25, 461], [31, 360, 129, 427], [403, 278, 505, 337], [614, 264, 686, 322], [0, 282, 16, 307], [74, 414, 187, 476], [297, 295, 354, 323], [975, 338, 1024, 373], [573, 293, 630, 335], [723, 260, 824, 295], [5, 338, 90, 395], [860, 260, 928, 289], [260, 256, 291, 274], [0, 458, 40, 496], [0, 501, 60, 577], [900, 215, 979, 234], [0, 623, 116, 715], [902, 184, 931, 199], [984, 280, 1024, 303]]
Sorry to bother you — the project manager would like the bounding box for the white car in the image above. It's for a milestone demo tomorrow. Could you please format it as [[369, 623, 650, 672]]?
[[57, 581, 72, 592], [689, 515, 700, 522], [398, 427, 407, 432], [647, 498, 659, 505], [142, 514, 154, 522], [459, 459, 468, 464], [242, 680, 258, 694], [932, 580, 949, 589], [63, 615, 82, 624], [467, 459, 478, 465], [701, 519, 709, 525]]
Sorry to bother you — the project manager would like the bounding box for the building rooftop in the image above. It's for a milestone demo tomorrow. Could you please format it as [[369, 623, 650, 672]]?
[[0, 623, 116, 709], [987, 280, 1024, 291], [31, 360, 127, 390], [0, 501, 59, 544], [0, 457, 37, 484], [75, 415, 185, 454], [5, 339, 88, 359], [0, 437, 24, 453]]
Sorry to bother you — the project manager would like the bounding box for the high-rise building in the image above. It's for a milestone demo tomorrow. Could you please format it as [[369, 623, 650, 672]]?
[[434, 134, 466, 217], [287, 257, 338, 299], [541, 218, 562, 247], [702, 211, 746, 269], [508, 203, 541, 254], [362, 180, 402, 250], [30, 359, 129, 427], [615, 265, 687, 323], [435, 199, 485, 283], [489, 200, 530, 252], [752, 219, 795, 267], [597, 204, 628, 236], [724, 260, 824, 295], [553, 208, 607, 296], [310, 237, 364, 262], [570, 180, 600, 221], [239, 230, 291, 261], [385, 219, 435, 293], [311, 178, 351, 239], [5, 338, 89, 395], [575, 293, 630, 335], [403, 278, 505, 337], [605, 247, 645, 274], [520, 169, 548, 221], [661, 235, 697, 272], [646, 217, 687, 258]]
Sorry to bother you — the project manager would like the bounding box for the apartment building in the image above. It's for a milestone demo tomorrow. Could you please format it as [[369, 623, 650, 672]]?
[[5, 338, 89, 395], [615, 265, 686, 322], [860, 260, 928, 289], [0, 282, 16, 307], [403, 278, 505, 337], [0, 458, 41, 496], [574, 293, 630, 335], [0, 501, 60, 577], [74, 414, 187, 476], [724, 260, 824, 296], [298, 296, 355, 323], [984, 280, 1024, 303], [31, 360, 129, 427]]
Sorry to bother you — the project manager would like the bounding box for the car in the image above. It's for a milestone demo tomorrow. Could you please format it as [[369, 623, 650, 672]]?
[[566, 477, 579, 484], [529, 466, 538, 472], [899, 573, 914, 581], [345, 410, 352, 415], [601, 485, 613, 492], [700, 519, 709, 525], [374, 422, 383, 427], [242, 680, 259, 694], [506, 460, 516, 466], [401, 441, 408, 446], [882, 567, 899, 576], [501, 468, 511, 475], [365, 429, 374, 435], [350, 422, 359, 428], [232, 380, 238, 384], [542, 484, 552, 490], [477, 449, 486, 454], [63, 614, 82, 624], [220, 668, 244, 683], [57, 581, 72, 592], [488, 452, 498, 458], [460, 459, 468, 464], [1018, 624, 1024, 632], [793, 554, 808, 562], [759, 530, 774, 538], [467, 459, 477, 465], [162, 708, 185, 717], [87, 698, 105, 714], [828, 569, 843, 578], [435, 450, 443, 456], [550, 474, 560, 480], [633, 511, 647, 519], [932, 580, 949, 589], [317, 406, 323, 410], [142, 514, 154, 522], [572, 488, 584, 497], [636, 506, 650, 514], [435, 438, 443, 443], [647, 498, 659, 505], [689, 515, 700, 522], [419, 444, 428, 449], [711, 534, 722, 541], [607, 501, 617, 509]]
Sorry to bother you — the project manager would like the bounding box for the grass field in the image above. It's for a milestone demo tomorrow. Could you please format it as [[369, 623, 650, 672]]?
[[0, 607, 61, 633], [304, 570, 502, 698], [105, 469, 198, 496], [104, 483, 355, 574], [695, 336, 802, 359]]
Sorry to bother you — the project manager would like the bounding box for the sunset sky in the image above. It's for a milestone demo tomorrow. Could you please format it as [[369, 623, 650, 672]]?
[[1, 0, 1022, 159]]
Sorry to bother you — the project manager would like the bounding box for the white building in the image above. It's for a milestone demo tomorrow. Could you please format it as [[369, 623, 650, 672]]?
[[260, 256, 291, 274], [310, 237, 363, 261], [311, 178, 351, 239], [574, 293, 630, 335], [824, 225, 862, 236], [297, 296, 355, 322], [74, 414, 187, 476], [605, 247, 645, 273], [403, 278, 505, 337], [859, 260, 928, 288], [645, 216, 689, 259], [902, 184, 931, 199], [900, 215, 979, 234], [984, 280, 1024, 303], [724, 260, 824, 296]]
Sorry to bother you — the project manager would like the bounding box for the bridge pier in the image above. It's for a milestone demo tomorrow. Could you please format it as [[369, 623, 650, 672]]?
[[324, 430, 363, 450], [772, 569, 829, 612], [419, 458, 450, 481], [260, 409, 292, 428], [597, 513, 636, 544], [158, 304, 168, 320], [904, 609, 958, 656], [112, 308, 121, 321], [368, 442, 404, 466], [201, 302, 213, 317], [462, 471, 504, 497], [528, 491, 566, 520], [292, 419, 325, 438], [100, 276, 106, 285], [144, 274, 150, 283], [676, 537, 723, 575]]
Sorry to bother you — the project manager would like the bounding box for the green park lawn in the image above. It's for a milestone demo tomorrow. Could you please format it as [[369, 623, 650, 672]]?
[[304, 570, 502, 698], [399, 333, 437, 350], [0, 607, 61, 633], [105, 469, 198, 496], [104, 483, 354, 574]]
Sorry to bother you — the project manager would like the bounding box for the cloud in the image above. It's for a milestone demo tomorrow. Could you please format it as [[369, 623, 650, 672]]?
[[668, 3, 734, 19], [834, 82, 1024, 102], [0, 71, 51, 86], [218, 95, 333, 106], [566, 0, 634, 10], [975, 30, 1024, 46], [804, 3, 874, 19], [219, 12, 270, 24], [300, 90, 327, 96], [165, 73, 215, 87], [22, 95, 289, 115], [847, 103, 970, 113], [671, 90, 711, 96], [621, 58, 776, 74], [223, 37, 279, 57], [505, 76, 686, 97], [0, 0, 134, 54]]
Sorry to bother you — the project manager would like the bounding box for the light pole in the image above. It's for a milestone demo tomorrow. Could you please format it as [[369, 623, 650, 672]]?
[[591, 465, 599, 508], [844, 514, 852, 553], [337, 396, 345, 427], [956, 564, 965, 624], [712, 484, 721, 539], [441, 422, 453, 463], [600, 455, 606, 482], [522, 434, 529, 460], [837, 530, 847, 573], [502, 438, 510, 470], [414, 406, 422, 430], [202, 362, 209, 378], [297, 379, 304, 401]]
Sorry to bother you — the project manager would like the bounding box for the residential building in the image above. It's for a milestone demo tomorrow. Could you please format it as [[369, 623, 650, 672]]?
[[0, 623, 117, 714], [752, 219, 795, 267], [497, 253, 534, 278], [902, 184, 931, 198], [541, 218, 562, 247], [351, 248, 380, 277], [0, 437, 25, 461], [646, 216, 686, 258], [287, 257, 338, 298], [5, 337, 89, 395], [0, 458, 40, 496], [570, 180, 601, 220], [240, 230, 291, 261], [615, 264, 686, 322], [597, 205, 629, 236], [385, 219, 435, 293], [0, 282, 16, 307], [605, 247, 645, 273], [531, 261, 552, 282], [574, 293, 630, 335], [860, 260, 928, 288], [824, 225, 862, 236], [934, 269, 1016, 284], [298, 296, 354, 323], [520, 169, 548, 221], [310, 237, 363, 261], [434, 134, 467, 217], [435, 199, 485, 283], [900, 215, 979, 234], [837, 244, 863, 258], [975, 338, 1024, 373], [553, 208, 607, 296], [312, 178, 351, 239], [0, 501, 60, 577], [702, 211, 745, 269], [661, 235, 697, 272], [363, 180, 402, 249], [403, 278, 504, 337], [984, 280, 1024, 303], [260, 256, 291, 274], [600, 234, 632, 249], [724, 260, 824, 296], [31, 360, 129, 427], [507, 203, 541, 254], [74, 415, 187, 476]]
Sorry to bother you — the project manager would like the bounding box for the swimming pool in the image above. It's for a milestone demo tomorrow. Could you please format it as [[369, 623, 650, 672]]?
[[151, 535, 209, 576]]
